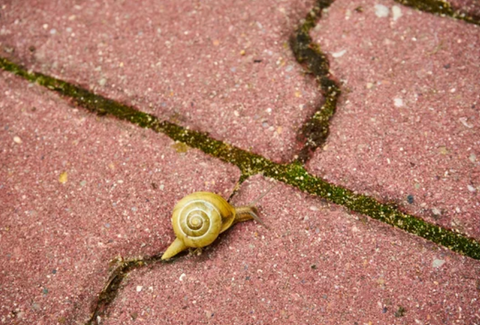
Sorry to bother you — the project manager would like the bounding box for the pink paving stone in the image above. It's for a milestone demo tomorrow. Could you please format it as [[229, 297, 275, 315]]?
[[103, 175, 480, 325], [307, 0, 480, 239], [445, 0, 480, 19], [0, 72, 240, 324], [0, 0, 319, 163]]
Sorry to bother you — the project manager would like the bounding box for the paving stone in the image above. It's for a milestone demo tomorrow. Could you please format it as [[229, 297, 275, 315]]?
[[452, 0, 480, 18], [0, 0, 319, 163], [307, 0, 480, 239], [103, 176, 480, 324], [0, 72, 240, 324]]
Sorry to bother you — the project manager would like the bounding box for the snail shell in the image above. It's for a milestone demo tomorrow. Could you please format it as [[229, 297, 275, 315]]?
[[161, 191, 263, 260]]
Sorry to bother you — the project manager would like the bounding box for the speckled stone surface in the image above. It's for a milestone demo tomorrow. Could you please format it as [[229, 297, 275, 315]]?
[[444, 0, 480, 18], [103, 176, 480, 324], [2, 1, 480, 324], [0, 0, 319, 163], [0, 72, 240, 324], [307, 0, 480, 239]]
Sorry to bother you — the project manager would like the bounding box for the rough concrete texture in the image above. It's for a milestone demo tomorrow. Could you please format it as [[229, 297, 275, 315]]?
[[0, 0, 319, 163], [2, 0, 480, 324], [104, 176, 480, 325], [0, 72, 240, 324], [308, 0, 480, 239]]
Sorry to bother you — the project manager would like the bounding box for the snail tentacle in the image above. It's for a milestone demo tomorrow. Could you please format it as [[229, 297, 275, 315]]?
[[234, 206, 269, 229]]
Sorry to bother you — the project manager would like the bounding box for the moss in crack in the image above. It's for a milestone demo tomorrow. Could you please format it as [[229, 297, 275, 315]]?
[[2, 57, 480, 261], [271, 164, 480, 259], [86, 253, 182, 325], [289, 0, 341, 163], [395, 0, 480, 25]]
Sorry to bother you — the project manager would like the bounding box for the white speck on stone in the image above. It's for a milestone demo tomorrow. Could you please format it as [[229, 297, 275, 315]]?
[[432, 259, 445, 268], [459, 117, 473, 128], [469, 153, 476, 163], [392, 5, 402, 21], [332, 49, 346, 58], [136, 286, 143, 292], [374, 4, 389, 18], [432, 207, 441, 216], [309, 206, 319, 211], [50, 28, 57, 35], [13, 136, 22, 144], [345, 9, 352, 20], [394, 98, 404, 107], [467, 184, 476, 192], [233, 110, 239, 117], [179, 273, 186, 281], [266, 108, 272, 113], [98, 78, 107, 87], [117, 180, 124, 184]]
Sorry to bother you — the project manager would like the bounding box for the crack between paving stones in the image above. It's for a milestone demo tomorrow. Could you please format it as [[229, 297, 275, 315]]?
[[2, 57, 480, 322], [291, 0, 480, 166], [395, 0, 480, 25], [85, 252, 183, 325], [290, 0, 341, 163], [2, 56, 479, 260]]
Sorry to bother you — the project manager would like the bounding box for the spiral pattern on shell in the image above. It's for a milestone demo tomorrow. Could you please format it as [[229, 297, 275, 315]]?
[[178, 200, 219, 242], [172, 192, 235, 248]]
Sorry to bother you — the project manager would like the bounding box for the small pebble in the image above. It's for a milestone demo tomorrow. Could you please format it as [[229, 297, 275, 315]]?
[[469, 153, 476, 163], [467, 184, 476, 193], [391, 5, 402, 20], [332, 49, 346, 58], [13, 136, 22, 144], [406, 195, 414, 204], [394, 98, 404, 107], [432, 207, 441, 216], [374, 4, 389, 18], [136, 286, 143, 292], [432, 259, 445, 268]]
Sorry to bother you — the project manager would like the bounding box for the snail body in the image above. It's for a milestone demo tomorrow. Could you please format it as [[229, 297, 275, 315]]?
[[161, 191, 263, 260]]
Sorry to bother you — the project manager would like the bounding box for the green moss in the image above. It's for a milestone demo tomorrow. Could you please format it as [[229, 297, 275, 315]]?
[[85, 253, 180, 325], [289, 0, 341, 163], [2, 56, 479, 260], [395, 0, 480, 25]]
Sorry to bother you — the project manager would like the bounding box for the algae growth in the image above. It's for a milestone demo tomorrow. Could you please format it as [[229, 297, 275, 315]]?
[[1, 56, 478, 260]]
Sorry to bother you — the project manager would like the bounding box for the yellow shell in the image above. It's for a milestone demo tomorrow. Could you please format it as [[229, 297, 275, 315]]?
[[161, 191, 263, 260]]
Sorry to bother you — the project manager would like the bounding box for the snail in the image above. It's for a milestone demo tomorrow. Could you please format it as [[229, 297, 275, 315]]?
[[161, 190, 269, 260]]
